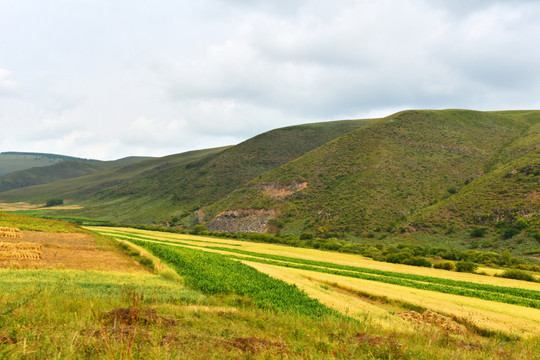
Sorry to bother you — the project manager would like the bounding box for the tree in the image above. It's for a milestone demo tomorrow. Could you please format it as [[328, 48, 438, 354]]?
[[45, 198, 63, 207]]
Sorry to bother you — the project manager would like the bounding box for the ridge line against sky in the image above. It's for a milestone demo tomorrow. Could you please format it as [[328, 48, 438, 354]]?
[[1, 0, 539, 160]]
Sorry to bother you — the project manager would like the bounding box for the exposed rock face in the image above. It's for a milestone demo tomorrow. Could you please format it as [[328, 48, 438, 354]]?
[[206, 209, 276, 233], [254, 181, 308, 198]]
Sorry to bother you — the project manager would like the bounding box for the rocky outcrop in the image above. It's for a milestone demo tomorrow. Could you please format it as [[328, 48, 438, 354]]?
[[206, 209, 276, 233], [254, 181, 307, 198]]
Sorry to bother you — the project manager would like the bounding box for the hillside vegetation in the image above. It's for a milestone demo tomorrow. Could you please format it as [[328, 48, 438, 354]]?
[[0, 147, 229, 206], [1, 120, 368, 224], [201, 110, 540, 251], [2, 110, 539, 254]]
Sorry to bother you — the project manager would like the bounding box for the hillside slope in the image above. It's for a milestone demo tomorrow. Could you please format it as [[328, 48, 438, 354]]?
[[411, 111, 540, 244], [0, 147, 229, 206], [1, 120, 369, 223], [0, 157, 151, 193], [0, 152, 95, 176], [202, 110, 539, 247]]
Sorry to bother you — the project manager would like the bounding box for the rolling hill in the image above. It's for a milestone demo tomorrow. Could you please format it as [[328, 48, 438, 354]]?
[[0, 152, 96, 176], [200, 110, 540, 250], [0, 147, 229, 207], [0, 119, 370, 223], [0, 156, 152, 193]]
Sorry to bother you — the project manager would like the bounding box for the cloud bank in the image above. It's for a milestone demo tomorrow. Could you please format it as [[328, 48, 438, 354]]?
[[1, 0, 539, 159]]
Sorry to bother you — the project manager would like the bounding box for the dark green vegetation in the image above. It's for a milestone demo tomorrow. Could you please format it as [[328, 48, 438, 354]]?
[[122, 223, 540, 273], [104, 230, 540, 309], [133, 240, 335, 317], [44, 198, 63, 207]]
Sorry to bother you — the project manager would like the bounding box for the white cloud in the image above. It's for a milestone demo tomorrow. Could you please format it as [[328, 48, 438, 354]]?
[[1, 0, 540, 159], [0, 69, 19, 96]]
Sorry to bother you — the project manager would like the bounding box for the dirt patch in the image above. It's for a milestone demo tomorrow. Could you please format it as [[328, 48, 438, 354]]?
[[255, 181, 308, 198], [352, 333, 407, 357], [206, 209, 276, 233], [0, 231, 143, 272], [400, 310, 467, 335], [103, 307, 177, 326], [226, 336, 287, 354]]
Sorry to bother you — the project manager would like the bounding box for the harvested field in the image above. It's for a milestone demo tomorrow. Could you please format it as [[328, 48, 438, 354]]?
[[0, 231, 144, 272]]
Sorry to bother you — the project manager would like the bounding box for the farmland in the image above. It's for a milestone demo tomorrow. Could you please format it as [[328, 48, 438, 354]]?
[[93, 227, 540, 340], [1, 215, 540, 358]]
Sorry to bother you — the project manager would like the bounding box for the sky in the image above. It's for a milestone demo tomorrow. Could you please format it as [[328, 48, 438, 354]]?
[[1, 0, 540, 160]]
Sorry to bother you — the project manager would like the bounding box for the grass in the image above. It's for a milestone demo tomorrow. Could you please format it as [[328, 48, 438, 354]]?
[[113, 232, 540, 309], [0, 211, 87, 233]]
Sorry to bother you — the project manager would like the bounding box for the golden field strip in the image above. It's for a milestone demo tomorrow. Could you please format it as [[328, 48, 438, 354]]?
[[92, 227, 540, 338]]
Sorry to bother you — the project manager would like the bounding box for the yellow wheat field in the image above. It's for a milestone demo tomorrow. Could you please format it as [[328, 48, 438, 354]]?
[[245, 261, 540, 338], [0, 227, 23, 239], [0, 241, 43, 260]]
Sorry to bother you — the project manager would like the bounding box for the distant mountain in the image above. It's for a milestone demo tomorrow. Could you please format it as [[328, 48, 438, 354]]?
[[0, 156, 152, 193], [0, 152, 96, 177], [0, 147, 229, 208]]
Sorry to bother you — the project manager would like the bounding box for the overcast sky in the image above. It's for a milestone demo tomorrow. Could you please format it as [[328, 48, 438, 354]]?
[[1, 0, 540, 160]]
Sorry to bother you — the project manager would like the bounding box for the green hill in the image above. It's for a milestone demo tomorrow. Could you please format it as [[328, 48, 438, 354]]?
[[0, 147, 229, 208], [201, 110, 539, 250], [0, 157, 152, 193], [3, 110, 538, 253], [0, 120, 369, 223], [61, 120, 369, 223], [410, 111, 540, 248], [0, 152, 96, 177]]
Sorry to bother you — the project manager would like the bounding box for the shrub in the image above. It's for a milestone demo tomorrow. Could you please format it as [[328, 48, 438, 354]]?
[[502, 228, 519, 239], [433, 261, 455, 271], [190, 224, 208, 235], [45, 198, 63, 207], [402, 257, 432, 268], [470, 227, 488, 238], [455, 261, 478, 273], [497, 269, 537, 282]]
